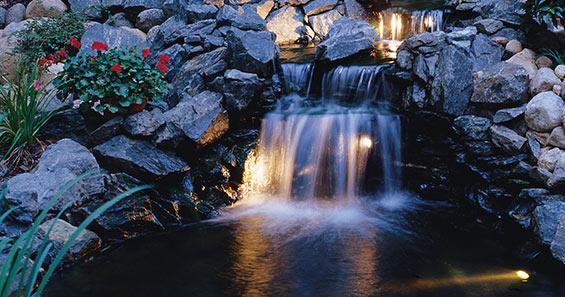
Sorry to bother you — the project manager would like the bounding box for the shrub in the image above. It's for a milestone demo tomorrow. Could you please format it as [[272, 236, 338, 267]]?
[[0, 62, 60, 159], [13, 12, 86, 64], [54, 42, 170, 115], [0, 171, 151, 297], [523, 0, 564, 28]]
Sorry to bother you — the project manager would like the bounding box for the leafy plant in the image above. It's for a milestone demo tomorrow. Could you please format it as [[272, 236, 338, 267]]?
[[54, 42, 170, 114], [13, 12, 86, 65], [0, 62, 60, 159], [0, 171, 151, 297], [523, 0, 564, 28], [537, 48, 565, 66]]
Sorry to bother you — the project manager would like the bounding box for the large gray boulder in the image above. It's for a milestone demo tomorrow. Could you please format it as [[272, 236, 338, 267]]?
[[470, 62, 530, 107], [226, 28, 278, 77], [136, 9, 166, 32], [489, 125, 527, 154], [211, 69, 261, 112], [525, 91, 564, 132], [172, 46, 227, 99], [80, 23, 149, 55], [5, 139, 105, 224], [458, 0, 523, 25], [161, 91, 229, 147], [265, 6, 305, 44], [124, 109, 165, 136], [185, 3, 218, 22], [93, 135, 189, 180], [453, 115, 493, 141], [316, 17, 377, 62], [551, 216, 565, 264], [534, 201, 565, 245], [470, 34, 504, 72], [6, 4, 26, 24], [309, 7, 343, 37], [430, 45, 474, 116]]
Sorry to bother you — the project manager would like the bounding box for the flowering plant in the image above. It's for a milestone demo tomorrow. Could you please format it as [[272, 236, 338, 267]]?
[[53, 40, 170, 114]]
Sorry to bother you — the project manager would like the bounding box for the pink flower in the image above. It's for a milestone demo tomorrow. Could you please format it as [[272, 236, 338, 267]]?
[[32, 80, 43, 91]]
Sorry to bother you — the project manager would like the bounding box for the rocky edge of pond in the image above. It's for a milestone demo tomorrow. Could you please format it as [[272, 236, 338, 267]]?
[[0, 0, 564, 282]]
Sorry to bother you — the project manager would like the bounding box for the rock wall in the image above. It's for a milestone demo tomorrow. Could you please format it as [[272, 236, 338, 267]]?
[[396, 0, 565, 264]]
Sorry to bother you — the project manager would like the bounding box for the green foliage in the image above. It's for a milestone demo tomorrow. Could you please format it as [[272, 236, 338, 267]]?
[[54, 46, 170, 114], [0, 62, 60, 159], [13, 12, 86, 64], [523, 0, 564, 28], [537, 48, 565, 66], [0, 171, 151, 297]]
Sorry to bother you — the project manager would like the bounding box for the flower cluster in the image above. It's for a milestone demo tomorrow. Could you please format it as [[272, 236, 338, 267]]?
[[54, 41, 170, 115], [38, 36, 82, 68]]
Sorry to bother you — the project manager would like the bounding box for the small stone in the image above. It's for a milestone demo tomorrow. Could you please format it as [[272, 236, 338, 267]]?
[[506, 49, 538, 79], [491, 36, 508, 46], [536, 56, 553, 69], [549, 126, 565, 148], [303, 0, 339, 16], [136, 9, 166, 33], [453, 115, 493, 141], [105, 12, 133, 28], [124, 109, 165, 136], [555, 84, 562, 97], [493, 105, 526, 123], [474, 18, 504, 35], [548, 161, 565, 189], [37, 219, 101, 263], [538, 147, 565, 172], [505, 39, 522, 53], [530, 67, 562, 96], [527, 135, 541, 161], [555, 65, 565, 80], [527, 130, 550, 146]]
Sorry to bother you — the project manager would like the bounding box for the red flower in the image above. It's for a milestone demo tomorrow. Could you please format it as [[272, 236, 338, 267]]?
[[142, 49, 151, 57], [69, 36, 81, 49], [91, 41, 109, 51], [111, 64, 123, 73], [58, 48, 68, 59], [156, 61, 168, 73], [159, 54, 170, 63], [38, 58, 52, 67]]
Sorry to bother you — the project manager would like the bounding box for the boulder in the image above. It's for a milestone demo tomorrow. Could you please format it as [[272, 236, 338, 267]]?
[[25, 0, 68, 18], [524, 91, 564, 132], [93, 135, 189, 180], [549, 127, 565, 149], [530, 67, 562, 97], [538, 147, 565, 172], [6, 4, 26, 24], [551, 216, 565, 264], [123, 0, 163, 17], [467, 0, 523, 25], [489, 125, 526, 154], [0, 22, 25, 81], [505, 39, 522, 53], [105, 12, 133, 27], [536, 56, 553, 69], [555, 65, 565, 80], [343, 0, 366, 21], [453, 115, 493, 141], [304, 0, 339, 16], [80, 23, 149, 55], [430, 45, 474, 116], [470, 62, 529, 107], [506, 49, 537, 79], [534, 201, 565, 245], [309, 7, 343, 38], [90, 116, 124, 145], [493, 105, 526, 123], [185, 4, 218, 22], [548, 161, 565, 189], [474, 18, 503, 35], [40, 109, 90, 145], [491, 36, 508, 46], [316, 17, 377, 62], [265, 6, 306, 44], [0, 8, 5, 28], [213, 69, 261, 112], [136, 9, 166, 32], [174, 47, 227, 96], [470, 34, 504, 72], [124, 109, 165, 136], [5, 139, 105, 224], [232, 6, 266, 31], [37, 219, 101, 263], [226, 28, 278, 77], [162, 91, 229, 147], [253, 0, 275, 19]]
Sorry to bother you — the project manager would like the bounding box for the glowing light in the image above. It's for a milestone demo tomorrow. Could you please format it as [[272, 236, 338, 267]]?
[[379, 18, 384, 39], [359, 135, 373, 149], [516, 270, 529, 280]]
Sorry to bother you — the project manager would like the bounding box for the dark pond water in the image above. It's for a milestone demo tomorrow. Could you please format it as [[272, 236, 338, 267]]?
[[46, 194, 565, 297]]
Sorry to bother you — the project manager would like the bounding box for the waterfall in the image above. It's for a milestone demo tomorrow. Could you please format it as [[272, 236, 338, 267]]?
[[281, 63, 314, 96], [375, 8, 444, 41], [242, 64, 401, 202]]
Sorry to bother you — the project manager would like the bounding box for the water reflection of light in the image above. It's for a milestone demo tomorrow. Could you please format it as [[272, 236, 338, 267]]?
[[358, 135, 373, 149]]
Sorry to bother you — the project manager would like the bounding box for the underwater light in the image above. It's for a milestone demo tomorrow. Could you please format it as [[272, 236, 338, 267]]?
[[515, 270, 529, 281], [359, 135, 373, 149]]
